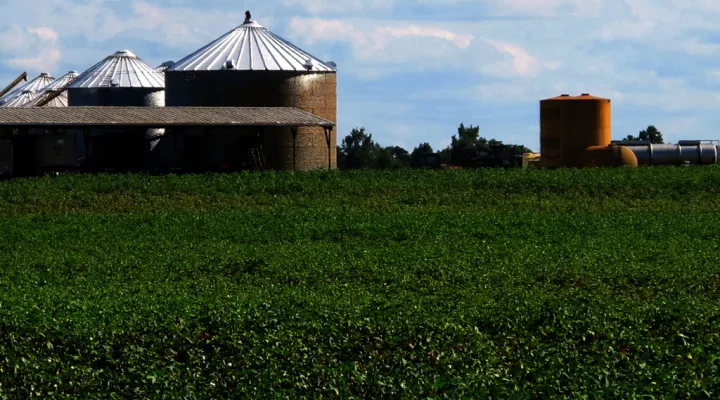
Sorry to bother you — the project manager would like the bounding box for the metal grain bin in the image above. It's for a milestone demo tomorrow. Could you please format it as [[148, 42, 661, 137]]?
[[0, 72, 54, 104], [165, 12, 337, 171], [0, 90, 40, 108], [68, 50, 165, 170], [25, 70, 79, 108]]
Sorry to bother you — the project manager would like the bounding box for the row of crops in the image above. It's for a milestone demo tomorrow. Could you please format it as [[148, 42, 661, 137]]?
[[1, 168, 720, 397]]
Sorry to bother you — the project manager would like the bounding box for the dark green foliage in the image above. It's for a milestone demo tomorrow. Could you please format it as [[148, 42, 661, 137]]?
[[1, 168, 720, 397], [625, 125, 664, 143]]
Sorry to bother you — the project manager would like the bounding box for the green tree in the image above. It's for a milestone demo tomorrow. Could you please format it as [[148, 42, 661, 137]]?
[[639, 125, 664, 144], [338, 127, 382, 169], [623, 125, 663, 144], [376, 146, 410, 169], [411, 142, 435, 167], [452, 124, 480, 148]]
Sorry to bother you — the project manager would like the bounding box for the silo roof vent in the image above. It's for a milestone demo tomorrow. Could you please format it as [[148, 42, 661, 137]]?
[[69, 49, 165, 89], [169, 11, 337, 72], [303, 58, 315, 71]]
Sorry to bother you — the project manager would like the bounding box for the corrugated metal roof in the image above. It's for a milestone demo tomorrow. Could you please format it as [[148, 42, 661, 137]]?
[[69, 50, 165, 89], [0, 106, 335, 127], [0, 90, 40, 108], [0, 73, 54, 102], [21, 71, 79, 108], [41, 92, 69, 107], [43, 70, 79, 91], [25, 91, 69, 108], [169, 12, 336, 72]]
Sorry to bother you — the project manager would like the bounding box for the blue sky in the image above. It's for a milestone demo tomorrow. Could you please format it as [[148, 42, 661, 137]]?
[[1, 0, 720, 152]]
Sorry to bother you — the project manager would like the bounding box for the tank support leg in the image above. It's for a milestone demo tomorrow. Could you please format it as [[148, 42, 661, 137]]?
[[323, 127, 333, 170], [291, 126, 298, 171]]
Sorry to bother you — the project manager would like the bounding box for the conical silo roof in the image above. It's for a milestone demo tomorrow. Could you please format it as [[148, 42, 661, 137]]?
[[44, 70, 80, 91], [69, 50, 165, 89], [0, 90, 40, 107], [41, 92, 69, 107], [23, 71, 79, 107], [169, 11, 336, 72], [0, 72, 54, 102]]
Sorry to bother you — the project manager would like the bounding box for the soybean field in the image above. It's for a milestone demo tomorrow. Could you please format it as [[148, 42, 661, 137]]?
[[1, 168, 720, 398]]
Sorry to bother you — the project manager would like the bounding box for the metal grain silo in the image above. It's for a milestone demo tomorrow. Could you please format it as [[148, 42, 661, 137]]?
[[68, 50, 165, 170], [165, 11, 337, 171], [539, 93, 612, 168], [0, 72, 54, 106], [0, 90, 40, 108], [25, 70, 79, 107]]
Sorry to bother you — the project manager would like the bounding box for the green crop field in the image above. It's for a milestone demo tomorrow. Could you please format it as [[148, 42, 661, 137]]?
[[1, 168, 720, 398]]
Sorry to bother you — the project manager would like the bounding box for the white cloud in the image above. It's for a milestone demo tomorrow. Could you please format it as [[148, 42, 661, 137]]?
[[282, 0, 393, 13], [290, 18, 473, 50], [481, 39, 539, 76], [0, 24, 62, 72], [27, 27, 59, 42], [486, 0, 605, 17], [6, 48, 62, 72]]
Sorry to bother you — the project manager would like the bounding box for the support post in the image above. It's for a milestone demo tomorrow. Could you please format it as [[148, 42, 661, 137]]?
[[323, 127, 333, 170], [291, 126, 298, 171], [83, 128, 91, 170]]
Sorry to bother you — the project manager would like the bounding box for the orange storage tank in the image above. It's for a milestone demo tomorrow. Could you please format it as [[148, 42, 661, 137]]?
[[583, 145, 638, 168], [539, 94, 572, 168], [539, 93, 612, 168]]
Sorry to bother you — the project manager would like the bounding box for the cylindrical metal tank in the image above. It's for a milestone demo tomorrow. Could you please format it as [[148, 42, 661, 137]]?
[[165, 12, 337, 171], [539, 94, 571, 168], [68, 50, 165, 170], [539, 93, 611, 168], [583, 145, 638, 168], [623, 143, 718, 165]]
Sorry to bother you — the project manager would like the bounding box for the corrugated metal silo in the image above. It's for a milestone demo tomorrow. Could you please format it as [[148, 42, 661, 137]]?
[[0, 72, 54, 106], [25, 70, 79, 108], [68, 50, 165, 170], [0, 90, 40, 108], [165, 11, 338, 171]]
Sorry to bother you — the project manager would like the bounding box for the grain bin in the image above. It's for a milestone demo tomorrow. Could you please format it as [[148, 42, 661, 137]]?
[[68, 50, 165, 170], [165, 11, 337, 171], [539, 93, 614, 168], [0, 72, 54, 106], [0, 90, 39, 108], [25, 70, 79, 107]]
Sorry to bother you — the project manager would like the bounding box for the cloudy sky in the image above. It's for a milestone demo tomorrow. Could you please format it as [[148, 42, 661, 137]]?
[[1, 0, 719, 151]]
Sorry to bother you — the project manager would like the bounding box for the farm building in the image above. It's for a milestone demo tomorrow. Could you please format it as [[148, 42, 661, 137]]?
[[0, 11, 337, 176]]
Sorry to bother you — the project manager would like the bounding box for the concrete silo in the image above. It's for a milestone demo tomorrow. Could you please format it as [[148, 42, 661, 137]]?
[[165, 11, 337, 171], [68, 50, 165, 170]]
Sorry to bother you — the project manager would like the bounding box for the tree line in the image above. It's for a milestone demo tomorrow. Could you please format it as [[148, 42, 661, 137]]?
[[336, 124, 533, 169], [622, 125, 664, 144]]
